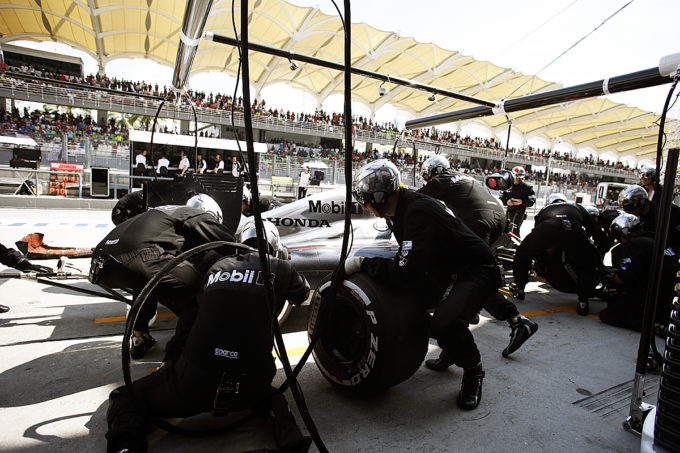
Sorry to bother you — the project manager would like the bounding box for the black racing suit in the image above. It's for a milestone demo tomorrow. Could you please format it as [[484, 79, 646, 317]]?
[[500, 181, 536, 235], [105, 252, 310, 453], [361, 189, 500, 369], [418, 169, 507, 244], [640, 201, 680, 254], [90, 206, 236, 360], [513, 202, 608, 303], [418, 170, 519, 322], [599, 236, 677, 330]]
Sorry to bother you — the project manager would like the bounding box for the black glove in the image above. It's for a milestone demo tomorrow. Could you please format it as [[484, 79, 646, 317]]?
[[15, 259, 53, 274]]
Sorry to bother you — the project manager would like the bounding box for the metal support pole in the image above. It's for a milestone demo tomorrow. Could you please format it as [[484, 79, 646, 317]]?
[[503, 120, 512, 169], [406, 66, 675, 129], [624, 147, 679, 435]]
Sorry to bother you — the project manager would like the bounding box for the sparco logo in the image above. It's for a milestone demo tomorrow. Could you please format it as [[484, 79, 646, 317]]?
[[265, 217, 331, 228], [214, 347, 238, 359], [206, 269, 269, 287], [308, 200, 364, 215]]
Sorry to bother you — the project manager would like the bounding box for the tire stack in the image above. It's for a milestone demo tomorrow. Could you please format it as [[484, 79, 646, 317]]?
[[655, 278, 680, 451]]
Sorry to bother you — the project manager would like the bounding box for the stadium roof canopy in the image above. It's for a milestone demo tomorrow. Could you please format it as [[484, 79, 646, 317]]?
[[0, 0, 666, 162]]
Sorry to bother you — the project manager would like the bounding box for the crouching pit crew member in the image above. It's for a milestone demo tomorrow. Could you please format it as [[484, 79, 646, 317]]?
[[90, 194, 236, 360], [0, 242, 53, 313], [512, 193, 609, 316], [599, 213, 677, 331], [418, 155, 538, 357], [105, 220, 312, 453], [346, 159, 501, 410]]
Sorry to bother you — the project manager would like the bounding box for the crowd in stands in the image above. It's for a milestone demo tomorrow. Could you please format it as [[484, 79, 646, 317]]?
[[0, 103, 611, 189], [2, 63, 636, 176], [0, 107, 129, 146]]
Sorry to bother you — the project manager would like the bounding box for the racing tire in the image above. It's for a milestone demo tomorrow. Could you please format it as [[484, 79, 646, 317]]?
[[307, 272, 429, 393]]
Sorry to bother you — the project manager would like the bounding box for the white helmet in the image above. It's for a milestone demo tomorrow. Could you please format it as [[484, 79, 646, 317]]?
[[610, 213, 641, 241], [548, 193, 568, 204], [239, 219, 282, 256], [353, 159, 401, 211], [619, 185, 649, 212], [186, 194, 223, 223], [422, 155, 450, 181]]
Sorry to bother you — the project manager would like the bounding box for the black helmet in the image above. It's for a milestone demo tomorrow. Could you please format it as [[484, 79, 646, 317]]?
[[583, 204, 599, 220], [353, 159, 401, 211], [610, 212, 641, 241], [422, 155, 450, 180], [618, 185, 648, 212], [486, 170, 514, 191]]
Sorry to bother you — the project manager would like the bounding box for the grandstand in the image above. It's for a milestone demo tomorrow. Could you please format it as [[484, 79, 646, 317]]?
[[1, 43, 83, 79], [0, 0, 674, 199], [0, 68, 639, 196]]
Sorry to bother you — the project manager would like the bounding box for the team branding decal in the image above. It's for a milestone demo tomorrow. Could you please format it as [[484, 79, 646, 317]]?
[[265, 217, 331, 228], [206, 269, 274, 287], [308, 199, 364, 215], [214, 347, 238, 359], [105, 239, 119, 245]]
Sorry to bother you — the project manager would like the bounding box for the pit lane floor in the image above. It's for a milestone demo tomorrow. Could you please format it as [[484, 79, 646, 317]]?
[[0, 206, 662, 452]]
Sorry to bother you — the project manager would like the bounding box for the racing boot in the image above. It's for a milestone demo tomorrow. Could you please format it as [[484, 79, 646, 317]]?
[[576, 299, 589, 316], [502, 316, 539, 357], [130, 332, 156, 359], [425, 349, 456, 371], [0, 304, 9, 313], [457, 363, 484, 410]]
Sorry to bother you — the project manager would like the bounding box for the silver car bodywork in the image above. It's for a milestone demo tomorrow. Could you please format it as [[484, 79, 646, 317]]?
[[240, 188, 399, 286]]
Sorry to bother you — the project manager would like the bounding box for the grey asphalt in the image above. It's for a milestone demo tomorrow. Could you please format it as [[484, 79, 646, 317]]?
[[0, 201, 661, 452]]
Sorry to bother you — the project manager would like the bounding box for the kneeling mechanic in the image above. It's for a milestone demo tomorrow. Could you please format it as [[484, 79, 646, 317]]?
[[105, 220, 312, 453]]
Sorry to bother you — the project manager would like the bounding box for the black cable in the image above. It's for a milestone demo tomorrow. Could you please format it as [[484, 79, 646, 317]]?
[[505, 0, 635, 101], [230, 0, 252, 185], [238, 5, 327, 452], [654, 74, 680, 185]]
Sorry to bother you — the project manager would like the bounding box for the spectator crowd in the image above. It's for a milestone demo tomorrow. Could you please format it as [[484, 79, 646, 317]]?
[[1, 63, 637, 180]]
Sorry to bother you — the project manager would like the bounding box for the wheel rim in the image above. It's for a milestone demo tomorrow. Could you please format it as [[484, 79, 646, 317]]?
[[318, 289, 369, 364]]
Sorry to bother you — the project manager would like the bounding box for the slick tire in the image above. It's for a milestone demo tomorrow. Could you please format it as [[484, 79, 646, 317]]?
[[307, 272, 429, 393]]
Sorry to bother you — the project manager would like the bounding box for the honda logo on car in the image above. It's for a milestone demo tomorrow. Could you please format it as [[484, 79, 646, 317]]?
[[206, 269, 269, 287], [264, 216, 331, 228]]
